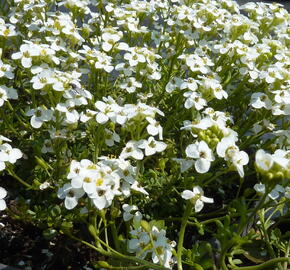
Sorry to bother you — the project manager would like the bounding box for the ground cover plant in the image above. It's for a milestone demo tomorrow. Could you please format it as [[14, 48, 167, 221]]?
[[0, 0, 289, 269]]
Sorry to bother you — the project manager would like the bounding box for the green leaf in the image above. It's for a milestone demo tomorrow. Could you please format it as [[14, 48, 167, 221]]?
[[43, 228, 58, 240]]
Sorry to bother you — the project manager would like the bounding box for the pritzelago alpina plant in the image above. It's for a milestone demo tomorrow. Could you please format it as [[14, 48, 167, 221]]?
[[0, 0, 289, 269]]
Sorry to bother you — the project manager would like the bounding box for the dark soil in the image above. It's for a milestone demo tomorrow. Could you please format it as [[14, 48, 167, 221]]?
[[0, 212, 99, 270]]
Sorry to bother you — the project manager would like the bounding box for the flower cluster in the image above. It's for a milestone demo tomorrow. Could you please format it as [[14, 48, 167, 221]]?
[[181, 109, 249, 177], [255, 149, 289, 181], [128, 224, 176, 268], [0, 135, 22, 172], [58, 158, 148, 210]]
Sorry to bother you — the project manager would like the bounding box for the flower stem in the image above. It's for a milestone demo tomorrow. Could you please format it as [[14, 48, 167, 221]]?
[[232, 257, 290, 270], [7, 168, 32, 189], [177, 201, 193, 270], [284, 240, 290, 270], [67, 232, 170, 270]]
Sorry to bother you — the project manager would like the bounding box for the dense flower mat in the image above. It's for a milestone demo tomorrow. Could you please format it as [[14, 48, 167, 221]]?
[[0, 0, 289, 269]]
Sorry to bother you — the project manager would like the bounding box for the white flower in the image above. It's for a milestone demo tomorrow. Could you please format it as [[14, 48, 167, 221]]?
[[272, 149, 289, 169], [101, 29, 122, 52], [120, 140, 144, 160], [216, 135, 237, 158], [185, 141, 214, 173], [39, 181, 51, 190], [217, 135, 249, 177], [138, 137, 167, 156], [0, 143, 22, 164], [130, 181, 148, 195], [165, 77, 183, 93], [146, 117, 163, 140], [11, 43, 40, 68], [90, 187, 115, 210], [124, 49, 146, 67], [180, 78, 198, 91], [26, 106, 53, 128], [95, 99, 119, 124], [0, 60, 14, 79], [119, 77, 142, 93], [105, 129, 120, 147], [56, 101, 79, 124], [254, 183, 285, 200], [80, 109, 97, 123], [181, 186, 213, 212], [57, 183, 85, 210], [94, 52, 114, 73], [0, 85, 18, 107], [231, 150, 249, 178], [183, 91, 207, 110], [122, 204, 142, 222], [255, 149, 273, 171], [151, 226, 175, 268], [273, 90, 290, 104], [271, 103, 290, 116], [128, 229, 150, 255], [0, 187, 7, 211], [30, 69, 56, 90], [253, 183, 265, 194], [250, 92, 272, 109]]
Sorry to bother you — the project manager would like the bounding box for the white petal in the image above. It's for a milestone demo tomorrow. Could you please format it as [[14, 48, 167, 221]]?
[[0, 187, 7, 199], [0, 199, 6, 211], [71, 177, 83, 189], [102, 42, 113, 52], [0, 161, 5, 171], [0, 152, 9, 162], [95, 101, 106, 111], [128, 239, 139, 250], [96, 112, 109, 124], [92, 195, 107, 210], [11, 52, 22, 60], [65, 196, 78, 209], [156, 142, 167, 152], [53, 81, 64, 91], [33, 81, 44, 90], [123, 212, 133, 221], [254, 183, 265, 194], [132, 149, 144, 160], [268, 190, 279, 200], [83, 183, 95, 194], [145, 146, 156, 156], [185, 144, 199, 159], [31, 116, 43, 128], [195, 158, 211, 173], [195, 200, 204, 212], [9, 149, 22, 163], [201, 195, 213, 203], [21, 57, 32, 68], [181, 190, 194, 200], [147, 125, 159, 136]]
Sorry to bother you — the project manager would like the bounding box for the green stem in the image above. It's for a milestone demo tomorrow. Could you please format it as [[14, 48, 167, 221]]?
[[7, 168, 32, 189], [220, 187, 271, 270], [110, 221, 121, 252], [99, 265, 147, 270], [68, 233, 170, 270], [284, 240, 290, 270], [233, 258, 290, 270], [177, 201, 193, 270], [259, 210, 282, 270], [237, 189, 269, 236]]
